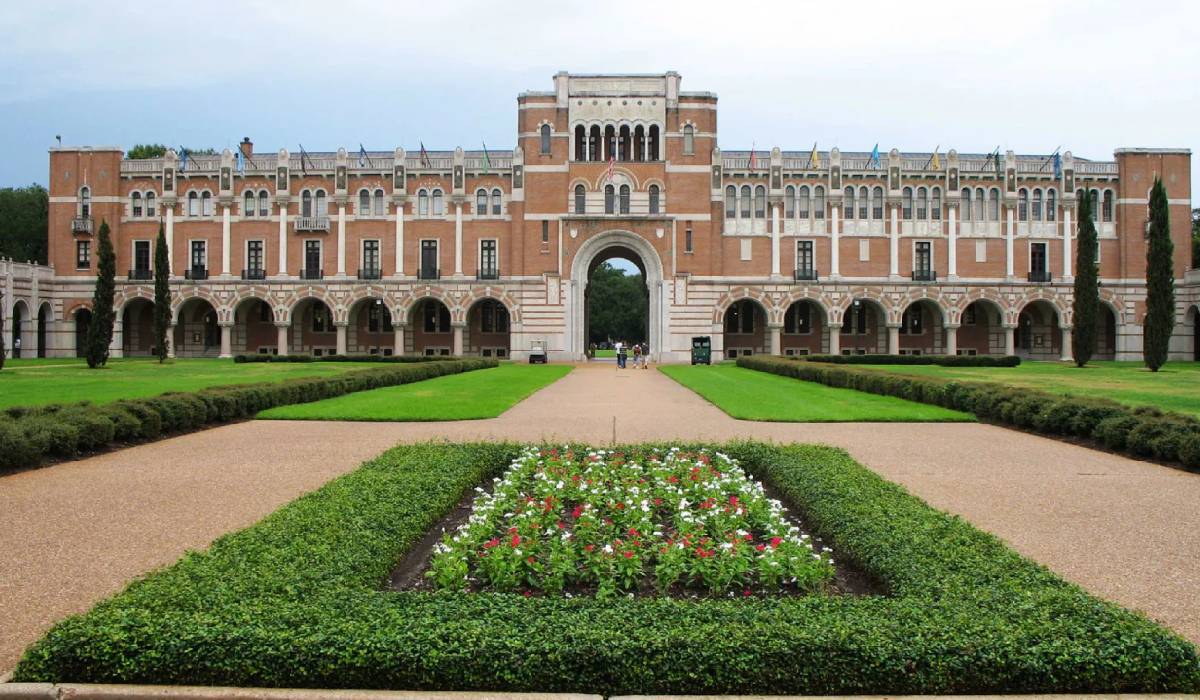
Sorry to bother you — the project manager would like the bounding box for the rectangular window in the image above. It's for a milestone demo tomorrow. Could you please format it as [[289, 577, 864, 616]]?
[[259, 195, 270, 218], [132, 197, 143, 218], [541, 220, 549, 244], [797, 240, 814, 274], [76, 240, 90, 269], [1031, 242, 1047, 273], [304, 240, 322, 276], [311, 304, 331, 333], [684, 225, 693, 253], [785, 303, 811, 334], [480, 239, 498, 277], [362, 239, 380, 272], [915, 241, 932, 274], [134, 240, 151, 273], [190, 240, 206, 272], [247, 240, 264, 272], [420, 239, 438, 277], [424, 302, 449, 333]]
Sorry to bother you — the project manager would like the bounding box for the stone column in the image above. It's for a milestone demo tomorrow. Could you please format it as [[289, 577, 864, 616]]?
[[393, 322, 406, 357], [830, 206, 840, 278], [1062, 206, 1073, 280], [218, 322, 233, 358], [767, 323, 782, 355], [275, 322, 290, 356], [827, 327, 840, 355], [1060, 326, 1073, 362], [221, 204, 232, 276], [165, 206, 175, 275], [336, 203, 347, 276], [945, 323, 959, 356], [1003, 323, 1017, 356], [452, 322, 465, 356], [887, 323, 901, 355], [394, 202, 405, 276], [770, 203, 781, 277], [889, 203, 900, 278], [454, 203, 464, 277], [110, 318, 124, 358], [335, 321, 348, 356], [277, 203, 288, 276], [947, 203, 958, 279], [1005, 204, 1015, 280], [167, 323, 176, 358]]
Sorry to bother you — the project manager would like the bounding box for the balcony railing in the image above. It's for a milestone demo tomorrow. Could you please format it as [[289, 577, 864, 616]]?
[[418, 267, 440, 280], [358, 267, 382, 280], [1028, 270, 1052, 283], [911, 269, 938, 282], [71, 216, 93, 235], [184, 266, 208, 281], [294, 216, 330, 232], [299, 268, 324, 280], [477, 267, 500, 280], [128, 268, 153, 281], [242, 268, 267, 280], [793, 267, 819, 281]]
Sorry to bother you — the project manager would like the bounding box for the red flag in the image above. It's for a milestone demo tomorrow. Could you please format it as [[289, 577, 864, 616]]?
[[419, 141, 431, 168], [606, 146, 615, 184], [748, 143, 757, 171]]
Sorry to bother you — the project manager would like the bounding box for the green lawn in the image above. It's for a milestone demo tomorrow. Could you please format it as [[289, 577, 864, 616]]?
[[593, 348, 616, 358], [854, 360, 1200, 417], [660, 363, 972, 422], [0, 358, 382, 409], [257, 363, 572, 421]]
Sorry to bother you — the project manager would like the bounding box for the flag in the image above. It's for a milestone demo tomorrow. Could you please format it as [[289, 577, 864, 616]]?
[[358, 144, 368, 168], [299, 144, 310, 174], [481, 142, 491, 175], [1053, 152, 1062, 179], [235, 148, 245, 174], [178, 146, 188, 172], [419, 142, 431, 168], [605, 143, 615, 184], [869, 143, 880, 169], [808, 143, 820, 169], [993, 148, 1003, 178], [748, 143, 757, 171], [930, 146, 941, 171]]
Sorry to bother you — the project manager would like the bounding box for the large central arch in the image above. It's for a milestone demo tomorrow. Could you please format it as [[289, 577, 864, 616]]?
[[568, 230, 665, 361]]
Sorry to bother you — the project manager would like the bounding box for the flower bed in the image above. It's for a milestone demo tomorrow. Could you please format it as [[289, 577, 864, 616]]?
[[429, 447, 833, 596]]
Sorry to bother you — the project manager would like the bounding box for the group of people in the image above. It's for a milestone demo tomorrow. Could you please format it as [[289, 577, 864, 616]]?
[[613, 341, 649, 369]]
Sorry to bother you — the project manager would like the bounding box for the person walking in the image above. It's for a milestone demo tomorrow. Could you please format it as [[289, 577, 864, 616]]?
[[632, 343, 642, 370], [617, 341, 627, 369]]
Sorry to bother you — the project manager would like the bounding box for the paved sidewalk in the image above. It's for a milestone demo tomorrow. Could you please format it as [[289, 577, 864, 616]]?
[[2, 362, 1198, 672]]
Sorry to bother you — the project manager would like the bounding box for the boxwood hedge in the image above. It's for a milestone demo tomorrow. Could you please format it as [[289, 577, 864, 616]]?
[[804, 353, 1021, 367], [740, 355, 1200, 472], [233, 353, 460, 363], [0, 358, 496, 472], [13, 441, 1198, 694]]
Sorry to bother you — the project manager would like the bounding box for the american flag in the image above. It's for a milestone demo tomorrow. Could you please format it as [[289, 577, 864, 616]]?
[[605, 144, 615, 183], [419, 142, 431, 168], [748, 143, 757, 171]]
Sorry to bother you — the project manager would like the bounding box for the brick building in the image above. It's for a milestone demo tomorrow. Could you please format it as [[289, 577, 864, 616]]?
[[7, 71, 1198, 362]]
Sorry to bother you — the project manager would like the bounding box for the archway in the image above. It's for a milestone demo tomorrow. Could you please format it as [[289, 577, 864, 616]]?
[[233, 297, 278, 355], [290, 297, 336, 356], [840, 298, 886, 354], [958, 300, 1005, 355], [781, 299, 827, 356], [898, 299, 946, 355], [173, 298, 220, 357], [349, 297, 394, 355], [37, 303, 50, 357], [120, 298, 156, 356], [11, 300, 27, 358], [73, 308, 92, 358], [1095, 304, 1118, 361], [1016, 299, 1061, 360], [1190, 306, 1200, 362], [409, 298, 452, 356], [585, 250, 648, 359], [466, 298, 510, 358], [569, 231, 664, 361], [723, 299, 768, 358]]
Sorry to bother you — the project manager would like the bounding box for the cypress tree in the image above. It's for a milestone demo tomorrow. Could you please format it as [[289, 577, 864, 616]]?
[[85, 219, 116, 368], [0, 307, 6, 371], [1143, 177, 1174, 371], [1071, 190, 1099, 367], [153, 224, 171, 362]]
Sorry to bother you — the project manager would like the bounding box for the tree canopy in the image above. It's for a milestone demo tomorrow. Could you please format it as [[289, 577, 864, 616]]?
[[587, 261, 647, 345], [126, 144, 218, 159], [0, 184, 48, 264]]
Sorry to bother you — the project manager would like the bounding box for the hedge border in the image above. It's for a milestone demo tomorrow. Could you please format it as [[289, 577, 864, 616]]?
[[804, 353, 1021, 367], [13, 441, 1198, 694], [0, 358, 497, 472], [737, 355, 1200, 472], [233, 354, 461, 364]]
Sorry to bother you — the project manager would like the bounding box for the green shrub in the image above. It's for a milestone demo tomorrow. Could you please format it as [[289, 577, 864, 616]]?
[[802, 353, 1020, 367]]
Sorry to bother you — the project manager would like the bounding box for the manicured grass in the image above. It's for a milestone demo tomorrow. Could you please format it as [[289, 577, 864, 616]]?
[[593, 348, 616, 358], [256, 363, 572, 421], [660, 363, 971, 422], [0, 358, 382, 409], [855, 360, 1200, 417]]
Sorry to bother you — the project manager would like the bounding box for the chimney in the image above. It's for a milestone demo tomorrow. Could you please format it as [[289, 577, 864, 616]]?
[[239, 137, 253, 159]]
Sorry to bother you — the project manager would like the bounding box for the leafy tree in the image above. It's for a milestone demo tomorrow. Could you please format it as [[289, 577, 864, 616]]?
[[587, 261, 647, 345], [1143, 178, 1174, 372], [0, 184, 49, 264], [84, 220, 116, 368], [1071, 190, 1099, 367], [153, 224, 171, 362], [126, 144, 168, 159]]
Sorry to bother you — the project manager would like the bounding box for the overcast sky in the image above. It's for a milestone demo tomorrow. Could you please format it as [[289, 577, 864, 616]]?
[[1, 0, 1196, 202]]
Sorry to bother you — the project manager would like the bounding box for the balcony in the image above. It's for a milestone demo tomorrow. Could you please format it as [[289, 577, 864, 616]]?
[[242, 268, 267, 281], [418, 267, 440, 280], [127, 268, 153, 281], [71, 216, 93, 235], [911, 269, 938, 283], [294, 216, 330, 232], [1028, 270, 1052, 283], [477, 267, 500, 281], [299, 268, 324, 280], [358, 267, 382, 280], [793, 267, 819, 282], [184, 266, 209, 281]]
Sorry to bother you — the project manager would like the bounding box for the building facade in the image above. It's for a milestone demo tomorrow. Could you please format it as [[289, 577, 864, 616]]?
[[9, 71, 1199, 362]]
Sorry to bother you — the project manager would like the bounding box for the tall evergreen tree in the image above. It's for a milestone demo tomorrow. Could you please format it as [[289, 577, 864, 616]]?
[[85, 220, 116, 368], [1071, 190, 1099, 367], [1143, 177, 1174, 371], [0, 307, 6, 371], [153, 224, 171, 362]]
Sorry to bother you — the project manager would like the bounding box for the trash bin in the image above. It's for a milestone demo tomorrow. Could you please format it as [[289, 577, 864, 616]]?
[[691, 336, 711, 365]]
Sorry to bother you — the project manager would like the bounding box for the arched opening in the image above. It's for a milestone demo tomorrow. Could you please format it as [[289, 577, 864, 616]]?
[[73, 308, 92, 358], [574, 125, 586, 161], [569, 232, 664, 361], [585, 249, 648, 358], [723, 299, 767, 359], [37, 303, 50, 357], [10, 301, 27, 358], [618, 125, 631, 161], [632, 125, 645, 162], [781, 299, 827, 356], [588, 125, 601, 162], [1095, 303, 1118, 361], [648, 125, 660, 161], [467, 298, 510, 358], [409, 298, 452, 356], [1016, 299, 1061, 361], [958, 300, 1005, 355], [290, 298, 336, 356], [120, 298, 156, 357], [349, 297, 394, 356], [233, 297, 277, 355], [1190, 306, 1200, 362], [840, 298, 886, 354], [898, 299, 946, 355], [173, 298, 220, 357]]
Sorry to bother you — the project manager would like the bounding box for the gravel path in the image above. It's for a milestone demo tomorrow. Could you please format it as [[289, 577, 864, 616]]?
[[2, 362, 1198, 672]]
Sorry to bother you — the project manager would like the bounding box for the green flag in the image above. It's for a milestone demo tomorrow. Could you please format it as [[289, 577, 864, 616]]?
[[482, 142, 491, 175]]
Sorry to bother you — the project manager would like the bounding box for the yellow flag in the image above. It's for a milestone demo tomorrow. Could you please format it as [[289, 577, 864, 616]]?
[[931, 149, 941, 170], [808, 143, 820, 168]]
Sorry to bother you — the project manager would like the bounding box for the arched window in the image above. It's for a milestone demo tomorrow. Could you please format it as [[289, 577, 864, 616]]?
[[491, 188, 502, 215], [604, 185, 615, 214], [798, 185, 810, 218], [1032, 189, 1043, 221], [740, 185, 751, 218], [633, 125, 645, 162], [988, 188, 1000, 221], [1102, 190, 1114, 222], [648, 125, 660, 161], [313, 190, 326, 217], [258, 190, 269, 217], [648, 184, 660, 215], [202, 191, 213, 216], [589, 125, 601, 162], [902, 187, 913, 220], [1017, 188, 1029, 221], [843, 186, 855, 219], [575, 184, 586, 214], [618, 125, 631, 161], [813, 186, 825, 220], [725, 185, 736, 219], [974, 187, 985, 221], [431, 189, 443, 216], [1046, 188, 1057, 222], [872, 186, 884, 220], [79, 186, 91, 218], [619, 184, 630, 214], [145, 191, 156, 217], [961, 188, 972, 221], [359, 189, 371, 215], [784, 185, 795, 218], [188, 190, 199, 217], [916, 187, 927, 220], [301, 190, 313, 218], [243, 191, 254, 216], [131, 191, 143, 217], [374, 188, 385, 216], [539, 124, 551, 155], [858, 186, 868, 220], [754, 185, 766, 218], [1089, 189, 1100, 222], [476, 189, 488, 215], [574, 125, 586, 161], [931, 187, 941, 221], [417, 189, 429, 217], [683, 125, 695, 155]]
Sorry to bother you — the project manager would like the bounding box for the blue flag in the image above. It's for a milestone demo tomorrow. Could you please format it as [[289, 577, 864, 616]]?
[[235, 148, 245, 173], [178, 146, 188, 172], [1053, 152, 1062, 179], [869, 143, 880, 169], [358, 144, 368, 167]]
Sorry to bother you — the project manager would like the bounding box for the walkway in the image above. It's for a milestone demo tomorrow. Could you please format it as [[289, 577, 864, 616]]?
[[2, 362, 1198, 672]]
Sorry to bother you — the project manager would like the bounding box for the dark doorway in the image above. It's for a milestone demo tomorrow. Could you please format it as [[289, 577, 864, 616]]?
[[74, 308, 92, 358], [37, 304, 48, 357], [585, 249, 648, 351]]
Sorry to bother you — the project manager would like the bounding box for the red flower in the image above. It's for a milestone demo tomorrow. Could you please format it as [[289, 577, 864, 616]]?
[[628, 527, 639, 537], [667, 475, 679, 484], [527, 556, 536, 564], [484, 537, 500, 549], [571, 505, 583, 519], [584, 544, 595, 552], [511, 534, 521, 548], [743, 589, 752, 597], [770, 537, 782, 548], [653, 498, 663, 506], [622, 550, 634, 559], [755, 544, 766, 552]]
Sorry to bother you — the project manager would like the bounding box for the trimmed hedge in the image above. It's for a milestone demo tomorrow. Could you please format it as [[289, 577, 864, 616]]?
[[13, 442, 1199, 693], [739, 355, 1200, 471], [804, 353, 1021, 367], [233, 353, 456, 363], [0, 358, 496, 471]]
